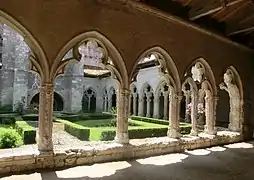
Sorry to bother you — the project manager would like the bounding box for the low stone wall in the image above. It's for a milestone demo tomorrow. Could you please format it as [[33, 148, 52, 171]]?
[[0, 131, 243, 176]]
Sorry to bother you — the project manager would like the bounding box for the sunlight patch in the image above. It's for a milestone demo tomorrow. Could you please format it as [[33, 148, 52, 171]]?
[[56, 162, 131, 178], [136, 153, 188, 166], [186, 149, 211, 156], [207, 146, 226, 152], [224, 142, 253, 149]]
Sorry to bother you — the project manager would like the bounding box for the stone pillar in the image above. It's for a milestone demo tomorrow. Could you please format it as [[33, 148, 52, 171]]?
[[108, 95, 112, 112], [146, 93, 151, 117], [163, 92, 168, 119], [168, 92, 181, 138], [129, 94, 132, 115], [153, 97, 159, 118], [204, 91, 216, 135], [133, 94, 138, 116], [38, 83, 54, 151], [104, 96, 108, 112], [138, 98, 144, 116], [190, 92, 198, 136], [115, 88, 130, 144], [185, 92, 191, 123]]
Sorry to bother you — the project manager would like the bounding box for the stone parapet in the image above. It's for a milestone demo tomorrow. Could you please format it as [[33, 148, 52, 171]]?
[[0, 131, 243, 176]]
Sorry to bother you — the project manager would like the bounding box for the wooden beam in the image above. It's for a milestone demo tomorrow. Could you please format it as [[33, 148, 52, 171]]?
[[219, 0, 251, 21], [228, 26, 254, 35], [190, 0, 245, 20]]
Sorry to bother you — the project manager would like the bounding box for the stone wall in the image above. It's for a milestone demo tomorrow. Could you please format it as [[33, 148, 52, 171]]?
[[0, 131, 243, 175]]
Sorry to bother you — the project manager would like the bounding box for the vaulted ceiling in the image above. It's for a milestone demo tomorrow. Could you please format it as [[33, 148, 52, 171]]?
[[138, 0, 254, 49]]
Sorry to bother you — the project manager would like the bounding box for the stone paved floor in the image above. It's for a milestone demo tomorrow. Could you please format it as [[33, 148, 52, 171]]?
[[2, 141, 254, 180]]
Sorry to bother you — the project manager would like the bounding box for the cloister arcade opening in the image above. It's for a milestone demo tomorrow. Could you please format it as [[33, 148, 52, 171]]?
[[30, 92, 64, 111]]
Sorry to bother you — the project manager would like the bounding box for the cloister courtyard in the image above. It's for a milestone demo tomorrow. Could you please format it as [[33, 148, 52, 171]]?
[[0, 0, 254, 179]]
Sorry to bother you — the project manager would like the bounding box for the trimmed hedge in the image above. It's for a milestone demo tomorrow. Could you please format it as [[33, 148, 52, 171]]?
[[100, 126, 191, 141], [54, 113, 115, 122], [0, 126, 23, 148], [15, 117, 36, 144], [21, 114, 38, 121], [54, 114, 80, 122], [100, 127, 169, 141], [131, 116, 169, 125], [56, 119, 90, 141], [0, 114, 17, 125]]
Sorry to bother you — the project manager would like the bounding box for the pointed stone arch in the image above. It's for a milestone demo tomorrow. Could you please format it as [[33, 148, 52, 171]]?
[[0, 10, 48, 80], [140, 82, 154, 96], [131, 46, 181, 94], [185, 57, 217, 96], [51, 31, 128, 89]]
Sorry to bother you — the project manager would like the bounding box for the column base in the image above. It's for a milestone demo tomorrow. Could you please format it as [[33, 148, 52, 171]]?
[[167, 128, 182, 139], [190, 129, 199, 136], [204, 125, 217, 135], [229, 123, 242, 132], [38, 137, 53, 152], [115, 133, 129, 144]]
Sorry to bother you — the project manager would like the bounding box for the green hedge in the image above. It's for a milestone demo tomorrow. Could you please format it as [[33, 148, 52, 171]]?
[[21, 114, 38, 121], [100, 127, 168, 141], [15, 117, 36, 144], [54, 114, 80, 122], [131, 116, 169, 125], [0, 126, 23, 148], [0, 114, 17, 125], [100, 126, 191, 141], [56, 119, 90, 141]]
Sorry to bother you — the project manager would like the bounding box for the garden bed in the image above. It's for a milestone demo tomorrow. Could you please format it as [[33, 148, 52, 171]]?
[[58, 117, 192, 141]]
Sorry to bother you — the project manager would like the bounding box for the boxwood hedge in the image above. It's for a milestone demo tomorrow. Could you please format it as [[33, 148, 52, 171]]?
[[15, 117, 36, 144], [55, 119, 90, 141]]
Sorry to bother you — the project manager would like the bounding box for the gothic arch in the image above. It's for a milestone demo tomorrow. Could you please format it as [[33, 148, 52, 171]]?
[[0, 10, 48, 80], [30, 92, 64, 111], [155, 80, 168, 99], [131, 46, 181, 94], [140, 82, 154, 96], [185, 57, 217, 96], [51, 31, 128, 89]]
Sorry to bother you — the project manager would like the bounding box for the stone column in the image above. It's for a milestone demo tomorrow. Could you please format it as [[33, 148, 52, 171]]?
[[138, 98, 144, 116], [146, 93, 151, 117], [190, 92, 198, 136], [104, 96, 108, 112], [153, 97, 159, 118], [185, 92, 191, 123], [108, 94, 112, 112], [168, 92, 181, 138], [133, 94, 138, 116], [38, 83, 54, 151], [163, 92, 169, 119], [115, 88, 130, 144], [204, 91, 217, 135], [129, 94, 132, 116]]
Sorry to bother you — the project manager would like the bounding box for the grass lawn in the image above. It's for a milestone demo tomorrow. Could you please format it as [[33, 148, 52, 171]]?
[[74, 119, 191, 141]]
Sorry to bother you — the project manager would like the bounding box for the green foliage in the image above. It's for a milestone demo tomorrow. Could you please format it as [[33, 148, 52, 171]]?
[[15, 117, 36, 144], [56, 119, 90, 141], [0, 127, 23, 148], [131, 116, 169, 125], [0, 114, 16, 125], [0, 104, 13, 113], [21, 114, 38, 121], [54, 114, 79, 122], [109, 107, 117, 114]]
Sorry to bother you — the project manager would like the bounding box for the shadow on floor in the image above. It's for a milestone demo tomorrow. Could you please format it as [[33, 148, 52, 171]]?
[[4, 141, 254, 180]]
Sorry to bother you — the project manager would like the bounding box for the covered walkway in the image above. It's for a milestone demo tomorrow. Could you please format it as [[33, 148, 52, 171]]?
[[3, 141, 254, 180]]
